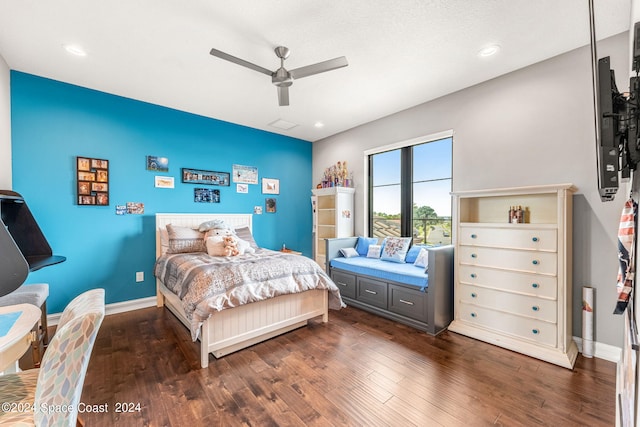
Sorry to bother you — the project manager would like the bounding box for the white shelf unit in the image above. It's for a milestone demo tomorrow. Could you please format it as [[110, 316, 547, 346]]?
[[312, 187, 355, 268], [448, 184, 578, 369]]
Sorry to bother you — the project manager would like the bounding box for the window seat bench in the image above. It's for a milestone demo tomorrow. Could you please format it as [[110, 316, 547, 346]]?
[[325, 237, 453, 335]]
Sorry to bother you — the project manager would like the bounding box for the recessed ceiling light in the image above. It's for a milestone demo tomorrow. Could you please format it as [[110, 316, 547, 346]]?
[[314, 122, 325, 128], [64, 44, 87, 57], [478, 44, 500, 58]]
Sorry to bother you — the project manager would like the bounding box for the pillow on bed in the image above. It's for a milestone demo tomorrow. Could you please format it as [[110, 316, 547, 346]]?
[[366, 244, 382, 258], [355, 236, 378, 256], [234, 226, 259, 249], [414, 247, 429, 269], [198, 219, 230, 232], [380, 237, 412, 263], [166, 224, 206, 254], [340, 247, 359, 258]]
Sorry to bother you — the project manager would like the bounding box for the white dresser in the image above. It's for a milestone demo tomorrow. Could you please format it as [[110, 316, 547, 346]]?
[[448, 184, 578, 369]]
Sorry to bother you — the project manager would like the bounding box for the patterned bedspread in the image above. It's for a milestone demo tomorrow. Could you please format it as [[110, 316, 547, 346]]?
[[154, 249, 344, 339]]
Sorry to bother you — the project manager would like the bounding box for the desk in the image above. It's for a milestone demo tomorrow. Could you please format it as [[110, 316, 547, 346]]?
[[0, 304, 41, 372]]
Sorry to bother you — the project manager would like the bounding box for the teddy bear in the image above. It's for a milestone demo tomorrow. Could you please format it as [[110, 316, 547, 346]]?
[[201, 220, 255, 256], [223, 235, 239, 256]]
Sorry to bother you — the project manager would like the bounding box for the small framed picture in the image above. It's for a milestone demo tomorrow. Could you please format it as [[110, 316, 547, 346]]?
[[77, 157, 91, 171], [78, 171, 96, 181], [79, 195, 96, 205], [96, 169, 108, 182], [91, 158, 109, 169], [194, 188, 220, 203], [78, 181, 91, 195], [262, 178, 279, 195], [91, 182, 108, 192], [146, 156, 169, 172], [96, 192, 109, 206], [154, 176, 175, 189], [266, 198, 276, 213]]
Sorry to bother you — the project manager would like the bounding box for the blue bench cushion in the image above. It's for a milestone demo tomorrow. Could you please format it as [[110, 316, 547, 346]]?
[[330, 256, 428, 291]]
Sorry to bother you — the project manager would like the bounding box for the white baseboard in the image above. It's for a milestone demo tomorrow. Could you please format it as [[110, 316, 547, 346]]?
[[573, 336, 621, 364], [47, 296, 157, 326]]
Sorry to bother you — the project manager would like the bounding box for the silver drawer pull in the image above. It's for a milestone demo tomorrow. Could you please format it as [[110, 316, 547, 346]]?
[[399, 299, 414, 306], [364, 289, 377, 295], [337, 282, 348, 287]]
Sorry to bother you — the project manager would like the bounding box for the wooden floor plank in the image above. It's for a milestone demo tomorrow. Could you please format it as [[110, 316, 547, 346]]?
[[76, 306, 618, 426]]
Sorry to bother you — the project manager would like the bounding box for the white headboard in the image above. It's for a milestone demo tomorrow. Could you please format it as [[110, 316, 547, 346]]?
[[155, 213, 252, 258]]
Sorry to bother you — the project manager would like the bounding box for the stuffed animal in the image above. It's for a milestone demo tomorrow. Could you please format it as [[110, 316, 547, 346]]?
[[205, 227, 233, 257], [223, 235, 239, 256]]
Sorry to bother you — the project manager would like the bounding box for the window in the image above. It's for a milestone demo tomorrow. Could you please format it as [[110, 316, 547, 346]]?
[[369, 135, 452, 245]]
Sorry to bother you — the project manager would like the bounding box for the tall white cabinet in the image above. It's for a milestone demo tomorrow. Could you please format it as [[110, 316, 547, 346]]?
[[311, 187, 355, 268], [448, 184, 578, 369]]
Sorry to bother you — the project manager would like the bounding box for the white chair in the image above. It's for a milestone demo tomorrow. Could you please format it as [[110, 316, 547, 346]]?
[[0, 288, 105, 426]]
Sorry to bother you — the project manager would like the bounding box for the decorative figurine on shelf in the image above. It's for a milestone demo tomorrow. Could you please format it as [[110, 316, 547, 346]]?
[[320, 160, 353, 188]]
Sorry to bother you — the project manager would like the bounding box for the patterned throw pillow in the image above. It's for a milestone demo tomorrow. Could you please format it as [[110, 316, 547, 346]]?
[[380, 237, 412, 263], [166, 224, 206, 254]]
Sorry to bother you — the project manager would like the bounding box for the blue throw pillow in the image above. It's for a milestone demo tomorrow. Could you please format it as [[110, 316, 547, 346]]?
[[356, 236, 378, 256], [405, 245, 428, 263], [380, 237, 412, 263]]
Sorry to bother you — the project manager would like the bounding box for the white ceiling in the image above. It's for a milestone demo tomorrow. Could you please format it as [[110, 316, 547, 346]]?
[[0, 0, 632, 142]]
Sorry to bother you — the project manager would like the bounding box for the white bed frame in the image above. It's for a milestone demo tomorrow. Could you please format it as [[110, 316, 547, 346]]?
[[155, 213, 329, 368]]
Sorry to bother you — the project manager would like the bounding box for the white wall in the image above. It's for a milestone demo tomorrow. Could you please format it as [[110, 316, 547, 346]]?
[[0, 54, 10, 189], [313, 32, 629, 347]]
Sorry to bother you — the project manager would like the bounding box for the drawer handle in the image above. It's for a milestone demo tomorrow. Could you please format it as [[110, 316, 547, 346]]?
[[337, 282, 348, 287], [470, 312, 477, 318], [364, 289, 377, 295], [532, 237, 539, 242], [470, 273, 477, 279], [471, 253, 477, 258], [399, 299, 414, 306], [532, 306, 540, 311], [532, 283, 539, 289], [532, 260, 539, 265], [471, 293, 477, 298], [532, 329, 540, 335], [471, 234, 477, 239]]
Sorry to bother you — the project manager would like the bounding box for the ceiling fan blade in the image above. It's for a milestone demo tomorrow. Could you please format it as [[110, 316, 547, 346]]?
[[290, 56, 348, 79], [277, 86, 290, 106], [209, 48, 273, 76]]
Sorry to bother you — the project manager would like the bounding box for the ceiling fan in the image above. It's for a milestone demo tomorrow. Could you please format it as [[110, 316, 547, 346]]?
[[209, 46, 348, 106]]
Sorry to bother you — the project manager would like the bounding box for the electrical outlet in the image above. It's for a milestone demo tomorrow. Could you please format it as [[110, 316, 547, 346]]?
[[136, 271, 144, 282]]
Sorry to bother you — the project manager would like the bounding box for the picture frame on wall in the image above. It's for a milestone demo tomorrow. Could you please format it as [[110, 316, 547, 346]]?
[[262, 178, 279, 194], [266, 197, 276, 213], [232, 164, 258, 184], [77, 156, 110, 206], [182, 168, 230, 186], [194, 188, 221, 203]]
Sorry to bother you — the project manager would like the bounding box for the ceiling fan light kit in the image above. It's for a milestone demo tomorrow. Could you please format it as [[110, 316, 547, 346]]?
[[209, 46, 348, 106]]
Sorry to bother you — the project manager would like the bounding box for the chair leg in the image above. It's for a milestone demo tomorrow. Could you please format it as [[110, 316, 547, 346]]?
[[31, 300, 49, 368]]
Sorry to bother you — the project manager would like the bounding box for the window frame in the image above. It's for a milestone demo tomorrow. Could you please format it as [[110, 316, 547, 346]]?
[[364, 130, 453, 239]]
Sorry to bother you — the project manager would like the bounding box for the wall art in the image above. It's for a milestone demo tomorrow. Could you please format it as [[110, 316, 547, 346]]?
[[266, 197, 276, 213], [194, 188, 220, 203], [146, 155, 169, 172], [182, 168, 230, 186], [77, 156, 109, 205], [155, 176, 175, 188], [262, 178, 279, 194], [232, 164, 258, 184]]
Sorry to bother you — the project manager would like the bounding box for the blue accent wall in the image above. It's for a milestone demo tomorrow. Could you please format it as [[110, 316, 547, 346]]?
[[10, 71, 313, 313]]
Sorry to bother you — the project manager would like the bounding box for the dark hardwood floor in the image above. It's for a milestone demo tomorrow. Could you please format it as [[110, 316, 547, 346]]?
[[79, 306, 616, 426]]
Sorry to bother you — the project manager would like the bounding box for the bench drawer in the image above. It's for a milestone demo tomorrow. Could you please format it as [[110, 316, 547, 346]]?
[[331, 270, 356, 299], [388, 284, 427, 322], [357, 277, 387, 309]]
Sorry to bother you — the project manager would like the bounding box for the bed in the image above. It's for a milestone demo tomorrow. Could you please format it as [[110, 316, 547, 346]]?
[[154, 213, 343, 368]]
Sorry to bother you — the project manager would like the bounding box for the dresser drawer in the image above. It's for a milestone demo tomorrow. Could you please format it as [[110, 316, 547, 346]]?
[[388, 284, 427, 322], [458, 265, 557, 299], [458, 246, 557, 275], [459, 226, 557, 251], [459, 284, 557, 322], [331, 270, 356, 299], [458, 303, 557, 347], [357, 277, 387, 309]]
